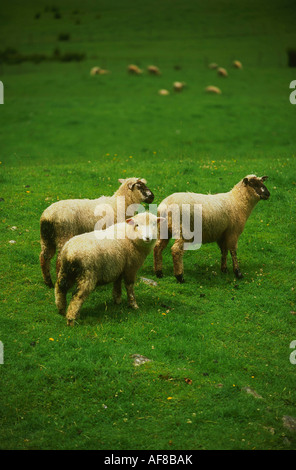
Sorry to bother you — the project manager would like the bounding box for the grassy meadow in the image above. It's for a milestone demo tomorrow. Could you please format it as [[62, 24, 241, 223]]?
[[0, 0, 296, 450]]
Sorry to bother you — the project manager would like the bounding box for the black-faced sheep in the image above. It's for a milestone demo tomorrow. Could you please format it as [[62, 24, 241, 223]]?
[[154, 175, 270, 283], [55, 212, 162, 326], [40, 178, 154, 288]]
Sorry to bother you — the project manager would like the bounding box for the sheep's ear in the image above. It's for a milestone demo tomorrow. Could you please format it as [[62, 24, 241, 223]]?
[[118, 178, 125, 184], [243, 177, 249, 185], [261, 175, 268, 182], [140, 178, 147, 184], [126, 218, 135, 225], [127, 182, 136, 190]]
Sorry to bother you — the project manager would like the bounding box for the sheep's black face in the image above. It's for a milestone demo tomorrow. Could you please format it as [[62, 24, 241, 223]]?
[[244, 176, 270, 200], [132, 181, 154, 203]]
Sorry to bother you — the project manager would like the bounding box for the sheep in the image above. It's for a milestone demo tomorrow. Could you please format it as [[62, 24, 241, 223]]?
[[153, 175, 270, 283], [90, 67, 110, 75], [173, 81, 186, 92], [147, 65, 161, 75], [217, 67, 228, 77], [127, 64, 143, 75], [55, 212, 163, 326], [40, 178, 154, 288], [90, 66, 100, 76], [208, 62, 218, 69], [233, 60, 243, 69], [158, 89, 170, 95], [205, 85, 222, 94]]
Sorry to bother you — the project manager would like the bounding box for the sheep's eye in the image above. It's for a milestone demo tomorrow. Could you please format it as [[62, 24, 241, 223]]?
[[134, 224, 139, 229]]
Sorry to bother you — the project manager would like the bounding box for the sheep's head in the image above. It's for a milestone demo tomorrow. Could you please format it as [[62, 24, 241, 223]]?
[[243, 175, 270, 200], [119, 178, 154, 204], [125, 213, 164, 246]]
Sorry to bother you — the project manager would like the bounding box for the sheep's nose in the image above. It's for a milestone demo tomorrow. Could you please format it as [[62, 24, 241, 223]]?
[[145, 191, 154, 203], [143, 236, 151, 243]]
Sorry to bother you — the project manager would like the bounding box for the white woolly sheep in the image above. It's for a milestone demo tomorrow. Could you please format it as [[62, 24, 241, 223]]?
[[40, 178, 154, 288], [217, 67, 228, 77], [127, 64, 143, 75], [154, 175, 270, 283], [147, 65, 161, 75], [205, 85, 222, 94], [55, 212, 163, 326], [208, 62, 219, 69]]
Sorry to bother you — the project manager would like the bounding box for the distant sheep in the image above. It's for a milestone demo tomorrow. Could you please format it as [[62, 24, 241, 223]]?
[[55, 212, 163, 325], [154, 175, 270, 283], [158, 89, 170, 95], [205, 85, 222, 94], [208, 63, 218, 69], [90, 67, 110, 76], [147, 65, 161, 75], [127, 64, 143, 75], [233, 60, 243, 69], [40, 178, 154, 288], [217, 67, 228, 77], [173, 81, 186, 92]]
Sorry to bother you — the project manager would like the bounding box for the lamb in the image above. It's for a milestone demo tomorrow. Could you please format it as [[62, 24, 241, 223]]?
[[127, 64, 143, 75], [40, 178, 154, 288], [55, 212, 163, 326], [154, 175, 270, 283]]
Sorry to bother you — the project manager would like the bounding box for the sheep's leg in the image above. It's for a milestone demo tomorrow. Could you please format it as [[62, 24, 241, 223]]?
[[113, 277, 122, 305], [154, 238, 169, 278], [66, 278, 95, 326], [56, 239, 68, 277], [124, 278, 138, 309], [220, 248, 228, 273], [171, 239, 185, 283], [40, 241, 56, 288], [230, 250, 243, 279], [217, 238, 228, 273], [55, 280, 67, 316]]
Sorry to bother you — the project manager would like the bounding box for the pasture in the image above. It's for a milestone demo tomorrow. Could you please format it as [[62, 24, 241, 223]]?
[[0, 0, 296, 450]]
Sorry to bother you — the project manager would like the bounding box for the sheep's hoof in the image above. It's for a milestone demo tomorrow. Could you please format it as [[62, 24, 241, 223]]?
[[67, 318, 75, 326], [129, 303, 139, 310], [155, 270, 163, 278], [221, 267, 228, 274], [234, 269, 243, 279], [45, 280, 54, 288], [176, 274, 185, 283]]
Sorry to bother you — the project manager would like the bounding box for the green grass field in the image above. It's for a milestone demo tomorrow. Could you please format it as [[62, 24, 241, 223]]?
[[1, 0, 296, 450]]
